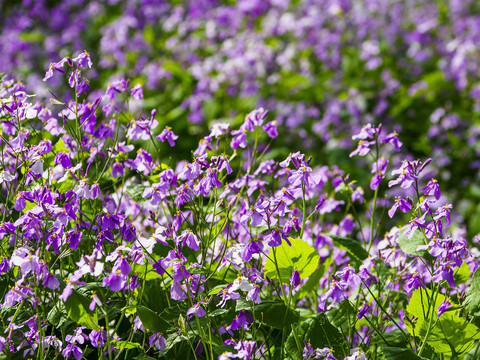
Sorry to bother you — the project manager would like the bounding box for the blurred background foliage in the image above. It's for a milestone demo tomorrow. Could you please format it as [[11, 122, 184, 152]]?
[[2, 0, 480, 237]]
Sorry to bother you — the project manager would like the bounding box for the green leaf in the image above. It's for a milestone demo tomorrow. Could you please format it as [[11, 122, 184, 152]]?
[[111, 340, 142, 350], [64, 290, 99, 330], [141, 280, 170, 314], [397, 227, 430, 258], [406, 288, 480, 358], [406, 287, 443, 325], [137, 306, 171, 333], [372, 329, 409, 348], [284, 314, 347, 360], [453, 261, 471, 287], [326, 300, 356, 333], [294, 256, 332, 301], [236, 300, 299, 329], [47, 301, 69, 328], [382, 347, 427, 360], [126, 184, 147, 203], [418, 313, 480, 358], [208, 285, 227, 296], [157, 332, 191, 357], [264, 238, 320, 284], [465, 267, 480, 315], [53, 138, 68, 153], [328, 234, 368, 269]]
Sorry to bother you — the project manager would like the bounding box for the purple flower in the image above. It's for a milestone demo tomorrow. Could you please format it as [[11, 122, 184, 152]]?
[[388, 161, 416, 189], [178, 230, 201, 251], [244, 108, 268, 130], [76, 78, 90, 96], [246, 285, 261, 304], [131, 149, 154, 175], [290, 270, 301, 289], [9, 128, 29, 150], [187, 302, 207, 318], [131, 84, 143, 100], [230, 128, 248, 149], [352, 124, 377, 140], [349, 140, 375, 157], [336, 265, 361, 290], [194, 168, 222, 197], [149, 333, 166, 351], [437, 299, 451, 317], [102, 266, 128, 292], [217, 287, 241, 308], [370, 173, 383, 191], [403, 213, 427, 239], [421, 179, 441, 200], [126, 110, 158, 140], [66, 327, 88, 345], [288, 163, 315, 187], [55, 152, 72, 169], [43, 56, 72, 81], [59, 270, 86, 302], [11, 248, 41, 276], [432, 263, 455, 288], [357, 303, 372, 319], [345, 348, 367, 360], [264, 228, 290, 247], [371, 156, 388, 174], [228, 310, 253, 331], [263, 120, 278, 138], [416, 236, 444, 257], [388, 197, 412, 218], [175, 184, 194, 207], [280, 152, 304, 168], [89, 329, 107, 348], [434, 204, 452, 226], [156, 126, 179, 147], [320, 280, 345, 306], [171, 282, 188, 301], [73, 50, 93, 68], [62, 343, 83, 360], [404, 272, 423, 294], [382, 131, 403, 151]]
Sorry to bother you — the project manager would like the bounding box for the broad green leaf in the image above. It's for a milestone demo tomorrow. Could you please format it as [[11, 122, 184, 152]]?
[[406, 288, 444, 324], [208, 285, 227, 296], [407, 288, 480, 358], [328, 234, 368, 269], [111, 340, 142, 349], [382, 347, 427, 360], [284, 313, 347, 360], [157, 332, 191, 357], [137, 306, 171, 333], [465, 267, 480, 315], [64, 290, 99, 330], [417, 313, 480, 358], [326, 300, 356, 333], [126, 184, 147, 203], [397, 227, 430, 258], [141, 280, 170, 314], [453, 261, 471, 287], [372, 329, 409, 348], [47, 301, 69, 328], [133, 356, 157, 360], [236, 300, 299, 329], [264, 238, 320, 284], [53, 138, 68, 153], [294, 256, 332, 301]]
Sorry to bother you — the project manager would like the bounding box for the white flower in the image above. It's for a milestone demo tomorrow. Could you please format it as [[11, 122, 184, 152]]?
[[0, 170, 15, 184]]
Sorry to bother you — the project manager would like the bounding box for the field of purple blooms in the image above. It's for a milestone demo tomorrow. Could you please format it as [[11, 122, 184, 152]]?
[[2, 1, 480, 359]]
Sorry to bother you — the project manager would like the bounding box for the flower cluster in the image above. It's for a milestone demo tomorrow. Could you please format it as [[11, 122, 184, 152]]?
[[0, 30, 479, 360]]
